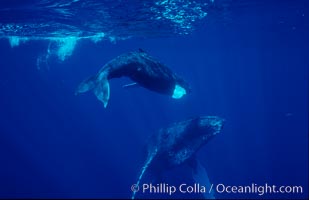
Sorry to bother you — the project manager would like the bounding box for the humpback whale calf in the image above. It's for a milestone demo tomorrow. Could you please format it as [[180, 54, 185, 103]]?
[[132, 116, 224, 199], [75, 49, 191, 108]]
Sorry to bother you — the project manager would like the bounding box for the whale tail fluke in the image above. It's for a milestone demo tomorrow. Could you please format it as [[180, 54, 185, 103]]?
[[75, 73, 110, 108]]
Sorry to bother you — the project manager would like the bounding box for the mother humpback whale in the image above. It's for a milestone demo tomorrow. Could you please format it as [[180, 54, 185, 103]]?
[[75, 49, 191, 108], [132, 116, 224, 199]]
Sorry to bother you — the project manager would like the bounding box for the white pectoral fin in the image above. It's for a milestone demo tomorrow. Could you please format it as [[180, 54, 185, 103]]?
[[132, 148, 158, 200], [192, 160, 215, 199], [94, 77, 110, 108], [172, 84, 186, 99], [122, 82, 138, 89]]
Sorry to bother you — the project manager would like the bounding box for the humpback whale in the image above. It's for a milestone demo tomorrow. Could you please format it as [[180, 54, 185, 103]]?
[[75, 49, 191, 108], [132, 116, 224, 199]]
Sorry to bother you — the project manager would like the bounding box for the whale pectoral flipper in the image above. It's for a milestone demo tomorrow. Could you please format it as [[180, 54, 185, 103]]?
[[191, 159, 215, 199], [75, 74, 110, 108], [122, 82, 138, 89]]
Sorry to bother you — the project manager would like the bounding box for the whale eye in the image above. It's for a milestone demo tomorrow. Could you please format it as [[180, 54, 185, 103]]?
[[172, 84, 186, 99]]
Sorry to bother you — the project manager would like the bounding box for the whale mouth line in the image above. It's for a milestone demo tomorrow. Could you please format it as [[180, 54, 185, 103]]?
[[172, 84, 186, 99]]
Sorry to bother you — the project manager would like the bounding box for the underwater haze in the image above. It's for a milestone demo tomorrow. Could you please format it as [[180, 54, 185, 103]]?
[[0, 0, 308, 199]]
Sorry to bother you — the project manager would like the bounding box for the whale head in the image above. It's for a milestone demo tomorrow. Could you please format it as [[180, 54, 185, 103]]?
[[149, 116, 224, 167], [194, 116, 224, 141], [167, 116, 224, 165]]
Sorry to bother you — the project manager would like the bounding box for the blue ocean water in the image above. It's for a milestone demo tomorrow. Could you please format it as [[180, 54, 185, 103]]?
[[0, 0, 308, 199]]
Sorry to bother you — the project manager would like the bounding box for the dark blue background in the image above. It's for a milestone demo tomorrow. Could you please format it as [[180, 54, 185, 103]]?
[[0, 0, 308, 199]]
